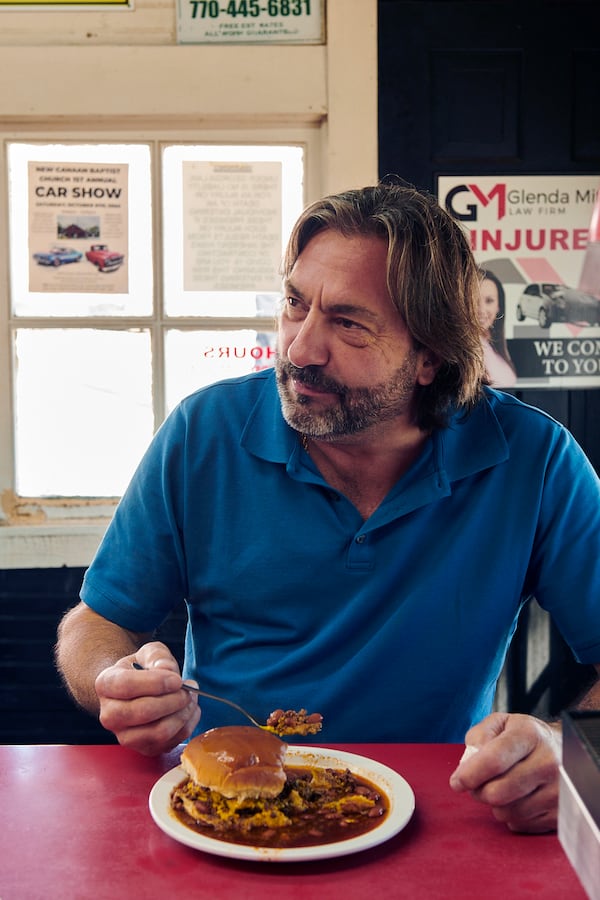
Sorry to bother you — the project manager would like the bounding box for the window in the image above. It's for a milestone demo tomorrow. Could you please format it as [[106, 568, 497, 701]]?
[[5, 140, 304, 504]]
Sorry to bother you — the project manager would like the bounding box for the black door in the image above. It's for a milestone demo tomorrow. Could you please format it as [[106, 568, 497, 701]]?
[[378, 0, 600, 714]]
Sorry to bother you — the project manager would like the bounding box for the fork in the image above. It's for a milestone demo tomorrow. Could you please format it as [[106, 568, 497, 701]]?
[[131, 662, 268, 729]]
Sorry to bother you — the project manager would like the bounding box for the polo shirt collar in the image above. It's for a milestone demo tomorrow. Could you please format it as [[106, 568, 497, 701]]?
[[241, 370, 297, 463], [241, 372, 509, 490], [439, 388, 510, 482]]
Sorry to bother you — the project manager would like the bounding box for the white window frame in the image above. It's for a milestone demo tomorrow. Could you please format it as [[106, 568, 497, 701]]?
[[0, 124, 323, 567]]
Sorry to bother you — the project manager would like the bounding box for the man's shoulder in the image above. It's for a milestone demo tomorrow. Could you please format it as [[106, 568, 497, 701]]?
[[441, 388, 576, 481], [176, 369, 277, 419], [182, 369, 275, 403], [477, 387, 566, 433], [468, 387, 589, 469]]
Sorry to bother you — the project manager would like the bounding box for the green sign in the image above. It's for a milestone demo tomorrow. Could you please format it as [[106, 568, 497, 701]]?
[[177, 0, 325, 44]]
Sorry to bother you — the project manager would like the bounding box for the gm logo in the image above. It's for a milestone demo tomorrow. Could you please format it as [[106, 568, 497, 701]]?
[[444, 183, 507, 221]]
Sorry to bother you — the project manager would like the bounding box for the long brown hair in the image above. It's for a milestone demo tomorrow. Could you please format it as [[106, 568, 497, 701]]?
[[282, 183, 487, 430]]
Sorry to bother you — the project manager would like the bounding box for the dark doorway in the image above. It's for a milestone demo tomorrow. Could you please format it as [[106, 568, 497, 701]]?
[[378, 0, 600, 714]]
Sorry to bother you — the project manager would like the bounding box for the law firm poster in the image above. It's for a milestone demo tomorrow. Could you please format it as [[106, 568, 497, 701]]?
[[438, 175, 600, 389]]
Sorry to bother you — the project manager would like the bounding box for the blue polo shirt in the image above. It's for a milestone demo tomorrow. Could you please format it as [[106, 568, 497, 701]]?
[[81, 371, 600, 742]]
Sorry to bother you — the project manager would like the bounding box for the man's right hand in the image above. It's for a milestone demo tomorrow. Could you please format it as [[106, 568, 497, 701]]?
[[95, 641, 201, 756]]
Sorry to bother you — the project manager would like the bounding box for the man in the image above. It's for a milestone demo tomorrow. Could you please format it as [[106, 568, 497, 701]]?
[[56, 184, 600, 834]]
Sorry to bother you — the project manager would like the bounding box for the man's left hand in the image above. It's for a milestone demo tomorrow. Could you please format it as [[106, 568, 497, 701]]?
[[449, 712, 562, 833]]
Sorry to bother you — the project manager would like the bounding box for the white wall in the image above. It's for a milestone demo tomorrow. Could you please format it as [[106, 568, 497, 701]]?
[[0, 0, 378, 194], [0, 0, 379, 568]]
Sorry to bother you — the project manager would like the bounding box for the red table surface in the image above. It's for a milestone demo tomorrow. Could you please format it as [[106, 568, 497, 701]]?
[[0, 743, 585, 900]]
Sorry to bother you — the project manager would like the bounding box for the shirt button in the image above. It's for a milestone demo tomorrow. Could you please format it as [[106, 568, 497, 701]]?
[[355, 535, 366, 544]]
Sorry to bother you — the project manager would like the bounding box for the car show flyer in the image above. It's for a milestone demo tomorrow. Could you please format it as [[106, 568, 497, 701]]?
[[438, 174, 600, 388], [28, 160, 129, 294]]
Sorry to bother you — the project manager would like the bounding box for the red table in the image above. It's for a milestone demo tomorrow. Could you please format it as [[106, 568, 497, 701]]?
[[0, 743, 586, 899]]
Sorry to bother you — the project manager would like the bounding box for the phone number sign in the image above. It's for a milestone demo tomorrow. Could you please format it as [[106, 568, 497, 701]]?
[[177, 0, 325, 44]]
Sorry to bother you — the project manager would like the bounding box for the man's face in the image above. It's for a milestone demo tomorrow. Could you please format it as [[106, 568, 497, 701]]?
[[276, 229, 437, 439]]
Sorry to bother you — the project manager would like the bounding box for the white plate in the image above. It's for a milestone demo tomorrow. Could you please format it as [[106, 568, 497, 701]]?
[[149, 746, 415, 863]]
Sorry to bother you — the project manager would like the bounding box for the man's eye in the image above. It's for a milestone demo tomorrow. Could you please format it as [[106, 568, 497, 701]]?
[[338, 317, 363, 330], [283, 296, 306, 318]]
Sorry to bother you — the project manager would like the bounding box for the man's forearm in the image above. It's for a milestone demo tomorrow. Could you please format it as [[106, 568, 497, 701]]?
[[55, 602, 149, 715]]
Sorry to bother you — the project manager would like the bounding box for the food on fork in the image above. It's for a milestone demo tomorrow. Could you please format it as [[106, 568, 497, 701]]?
[[265, 708, 323, 736], [131, 661, 322, 736]]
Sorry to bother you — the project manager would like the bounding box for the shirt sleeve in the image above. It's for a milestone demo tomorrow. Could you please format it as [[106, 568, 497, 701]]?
[[528, 423, 600, 664]]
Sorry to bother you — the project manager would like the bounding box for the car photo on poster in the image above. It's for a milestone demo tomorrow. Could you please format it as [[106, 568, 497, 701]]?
[[85, 244, 125, 273], [516, 283, 600, 329], [32, 246, 83, 267]]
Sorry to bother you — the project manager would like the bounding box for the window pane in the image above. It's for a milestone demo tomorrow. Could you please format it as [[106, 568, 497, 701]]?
[[165, 327, 277, 414], [8, 143, 153, 318], [14, 329, 153, 497], [162, 145, 303, 316]]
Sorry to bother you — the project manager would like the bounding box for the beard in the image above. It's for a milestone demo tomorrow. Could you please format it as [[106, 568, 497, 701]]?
[[275, 353, 420, 440]]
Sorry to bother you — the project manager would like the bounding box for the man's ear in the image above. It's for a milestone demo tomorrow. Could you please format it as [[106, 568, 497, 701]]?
[[416, 351, 442, 386]]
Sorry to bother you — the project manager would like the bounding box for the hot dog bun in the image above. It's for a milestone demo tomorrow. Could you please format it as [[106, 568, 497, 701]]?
[[180, 726, 287, 800]]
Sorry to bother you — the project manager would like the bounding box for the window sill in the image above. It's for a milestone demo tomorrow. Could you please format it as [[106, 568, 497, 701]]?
[[0, 522, 109, 569]]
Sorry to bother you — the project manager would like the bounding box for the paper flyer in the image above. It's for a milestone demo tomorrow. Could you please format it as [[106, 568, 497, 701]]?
[[182, 160, 282, 293], [28, 161, 129, 294]]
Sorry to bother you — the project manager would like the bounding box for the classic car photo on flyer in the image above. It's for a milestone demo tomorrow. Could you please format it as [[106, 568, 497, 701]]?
[[85, 244, 125, 273]]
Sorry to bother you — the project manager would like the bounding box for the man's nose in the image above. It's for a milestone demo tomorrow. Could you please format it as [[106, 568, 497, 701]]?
[[287, 315, 330, 369]]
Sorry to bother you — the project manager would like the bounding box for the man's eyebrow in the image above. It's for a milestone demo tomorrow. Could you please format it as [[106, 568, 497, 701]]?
[[327, 302, 381, 324], [283, 280, 381, 323], [282, 278, 305, 300]]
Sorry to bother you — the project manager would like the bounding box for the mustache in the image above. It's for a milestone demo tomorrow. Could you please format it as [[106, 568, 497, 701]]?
[[282, 362, 345, 395]]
